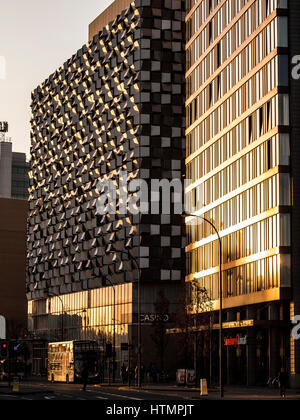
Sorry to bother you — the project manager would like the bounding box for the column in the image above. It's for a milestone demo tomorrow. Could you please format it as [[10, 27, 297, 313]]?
[[226, 310, 236, 384], [268, 303, 280, 380], [246, 307, 256, 386]]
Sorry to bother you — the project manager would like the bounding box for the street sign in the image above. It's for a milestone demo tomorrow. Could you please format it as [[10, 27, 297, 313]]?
[[0, 316, 5, 340], [12, 342, 23, 353]]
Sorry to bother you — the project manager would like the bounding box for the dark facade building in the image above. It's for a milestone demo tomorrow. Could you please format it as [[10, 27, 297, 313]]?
[[0, 197, 27, 339], [27, 0, 186, 377], [0, 124, 28, 340], [0, 125, 29, 200], [185, 0, 300, 388], [11, 152, 30, 200]]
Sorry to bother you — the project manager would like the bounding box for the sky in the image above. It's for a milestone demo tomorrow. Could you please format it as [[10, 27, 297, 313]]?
[[0, 0, 114, 159]]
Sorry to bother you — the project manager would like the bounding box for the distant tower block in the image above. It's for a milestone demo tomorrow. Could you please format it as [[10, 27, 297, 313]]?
[[0, 140, 12, 198]]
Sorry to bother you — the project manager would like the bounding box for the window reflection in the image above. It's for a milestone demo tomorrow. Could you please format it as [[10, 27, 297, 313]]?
[[28, 283, 133, 348]]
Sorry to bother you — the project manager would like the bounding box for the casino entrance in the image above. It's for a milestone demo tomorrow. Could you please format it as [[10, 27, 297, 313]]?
[[223, 328, 269, 386], [222, 321, 289, 386]]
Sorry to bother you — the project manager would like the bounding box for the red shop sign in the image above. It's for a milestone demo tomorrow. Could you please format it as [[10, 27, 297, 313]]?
[[224, 337, 239, 346]]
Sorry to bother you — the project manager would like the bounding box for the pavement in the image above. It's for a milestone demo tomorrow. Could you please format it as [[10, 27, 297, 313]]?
[[98, 383, 300, 400], [0, 378, 299, 400], [0, 382, 53, 396]]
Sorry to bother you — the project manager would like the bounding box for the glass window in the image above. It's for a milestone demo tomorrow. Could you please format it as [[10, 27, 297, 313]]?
[[277, 17, 288, 48], [278, 94, 289, 126]]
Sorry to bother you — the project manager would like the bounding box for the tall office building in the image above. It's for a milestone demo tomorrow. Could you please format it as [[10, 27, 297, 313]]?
[[0, 198, 28, 338], [0, 123, 28, 338], [27, 0, 185, 376], [0, 123, 29, 200], [185, 0, 300, 387]]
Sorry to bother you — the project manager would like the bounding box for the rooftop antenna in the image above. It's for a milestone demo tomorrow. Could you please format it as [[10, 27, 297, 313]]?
[[0, 121, 11, 142]]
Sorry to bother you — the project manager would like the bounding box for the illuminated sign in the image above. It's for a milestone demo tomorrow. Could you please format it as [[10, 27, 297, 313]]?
[[239, 336, 247, 345], [0, 122, 8, 133], [224, 320, 254, 329], [224, 337, 238, 346], [224, 336, 247, 346], [140, 313, 170, 323]]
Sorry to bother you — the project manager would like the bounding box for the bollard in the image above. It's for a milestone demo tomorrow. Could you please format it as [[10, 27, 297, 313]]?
[[12, 376, 20, 393], [200, 378, 208, 396]]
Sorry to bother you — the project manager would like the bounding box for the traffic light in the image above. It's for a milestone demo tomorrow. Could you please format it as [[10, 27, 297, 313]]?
[[0, 341, 8, 358], [105, 343, 112, 358]]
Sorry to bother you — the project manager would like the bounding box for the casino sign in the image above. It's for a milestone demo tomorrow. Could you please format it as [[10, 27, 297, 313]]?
[[140, 313, 170, 323]]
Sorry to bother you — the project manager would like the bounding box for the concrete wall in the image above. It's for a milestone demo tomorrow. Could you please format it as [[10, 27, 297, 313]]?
[[89, 0, 132, 40]]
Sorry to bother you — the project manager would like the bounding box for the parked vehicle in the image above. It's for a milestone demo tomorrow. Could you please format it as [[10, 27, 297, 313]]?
[[48, 340, 102, 383]]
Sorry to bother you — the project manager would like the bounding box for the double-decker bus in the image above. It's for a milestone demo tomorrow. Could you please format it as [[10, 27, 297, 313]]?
[[48, 341, 102, 383]]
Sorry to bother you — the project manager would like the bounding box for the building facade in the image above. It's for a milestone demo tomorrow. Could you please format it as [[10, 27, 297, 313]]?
[[11, 152, 30, 200], [27, 0, 186, 377], [0, 124, 29, 200], [0, 197, 28, 339], [0, 123, 28, 340], [185, 0, 300, 387]]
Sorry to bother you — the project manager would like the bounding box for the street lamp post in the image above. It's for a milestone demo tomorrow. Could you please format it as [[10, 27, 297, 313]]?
[[100, 265, 116, 384], [83, 310, 87, 341], [47, 291, 65, 342], [34, 283, 66, 342], [74, 309, 87, 340], [107, 248, 141, 389], [182, 212, 224, 398]]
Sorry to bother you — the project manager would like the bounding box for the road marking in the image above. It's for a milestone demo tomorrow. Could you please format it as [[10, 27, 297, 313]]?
[[62, 394, 72, 397], [97, 391, 143, 401], [96, 396, 108, 400], [140, 389, 189, 400]]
